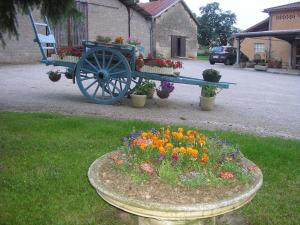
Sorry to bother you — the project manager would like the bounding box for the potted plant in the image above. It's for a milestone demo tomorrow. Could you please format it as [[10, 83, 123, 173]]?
[[202, 69, 221, 82], [173, 60, 183, 75], [88, 127, 262, 225], [140, 58, 174, 75], [254, 60, 268, 71], [96, 35, 112, 43], [115, 36, 124, 45], [127, 37, 141, 46], [47, 70, 61, 82], [156, 81, 175, 99], [142, 80, 156, 99], [130, 83, 148, 108], [200, 85, 218, 111]]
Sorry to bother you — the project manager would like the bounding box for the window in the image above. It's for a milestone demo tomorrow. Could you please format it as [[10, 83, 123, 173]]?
[[254, 43, 265, 53]]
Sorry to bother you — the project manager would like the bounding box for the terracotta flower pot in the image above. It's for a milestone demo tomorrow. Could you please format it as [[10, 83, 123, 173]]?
[[131, 94, 147, 108], [200, 96, 216, 111]]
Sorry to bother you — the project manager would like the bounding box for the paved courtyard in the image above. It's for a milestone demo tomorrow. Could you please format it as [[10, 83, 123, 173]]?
[[0, 60, 299, 139]]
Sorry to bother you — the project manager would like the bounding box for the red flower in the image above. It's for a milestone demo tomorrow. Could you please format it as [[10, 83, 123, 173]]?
[[220, 171, 235, 179], [140, 163, 154, 174], [248, 166, 257, 171]]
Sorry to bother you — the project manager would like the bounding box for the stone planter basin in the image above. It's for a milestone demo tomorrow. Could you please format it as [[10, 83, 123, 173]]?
[[88, 151, 263, 225]]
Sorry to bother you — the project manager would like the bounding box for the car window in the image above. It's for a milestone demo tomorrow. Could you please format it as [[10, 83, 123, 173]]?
[[211, 47, 223, 53]]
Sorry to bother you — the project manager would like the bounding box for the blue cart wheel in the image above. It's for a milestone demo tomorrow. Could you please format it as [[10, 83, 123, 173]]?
[[75, 47, 131, 104]]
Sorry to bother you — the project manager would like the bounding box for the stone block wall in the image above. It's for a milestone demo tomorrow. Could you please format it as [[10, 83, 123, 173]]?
[[0, 10, 43, 64], [87, 0, 128, 41], [154, 2, 198, 58]]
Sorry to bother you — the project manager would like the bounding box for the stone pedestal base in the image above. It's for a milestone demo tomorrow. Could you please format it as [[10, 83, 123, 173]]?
[[139, 216, 216, 225]]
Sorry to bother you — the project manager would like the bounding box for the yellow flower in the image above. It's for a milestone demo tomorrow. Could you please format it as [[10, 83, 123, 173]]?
[[172, 147, 179, 155], [165, 143, 173, 149], [202, 146, 208, 151], [179, 147, 186, 154], [141, 132, 148, 138], [159, 146, 166, 154], [178, 128, 184, 133]]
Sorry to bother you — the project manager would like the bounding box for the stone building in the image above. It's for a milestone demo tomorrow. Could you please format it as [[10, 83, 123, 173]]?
[[234, 2, 300, 69], [0, 0, 198, 64], [139, 0, 199, 58]]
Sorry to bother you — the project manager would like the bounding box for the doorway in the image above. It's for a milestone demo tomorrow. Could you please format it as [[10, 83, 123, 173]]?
[[171, 36, 186, 58]]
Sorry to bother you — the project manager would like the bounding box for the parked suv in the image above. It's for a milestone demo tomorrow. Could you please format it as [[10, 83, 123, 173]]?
[[209, 46, 237, 65]]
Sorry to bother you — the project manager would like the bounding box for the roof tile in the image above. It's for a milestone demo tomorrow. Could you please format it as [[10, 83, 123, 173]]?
[[264, 1, 300, 13], [139, 0, 178, 16]]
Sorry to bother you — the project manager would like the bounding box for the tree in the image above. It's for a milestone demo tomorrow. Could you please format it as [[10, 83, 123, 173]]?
[[197, 2, 237, 47], [0, 0, 80, 46]]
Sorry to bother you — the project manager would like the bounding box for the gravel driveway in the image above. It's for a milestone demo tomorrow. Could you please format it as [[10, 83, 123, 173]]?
[[0, 60, 299, 139]]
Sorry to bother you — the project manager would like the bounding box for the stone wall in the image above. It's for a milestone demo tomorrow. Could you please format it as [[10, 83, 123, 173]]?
[[154, 2, 198, 58], [87, 0, 128, 41], [0, 0, 151, 64], [130, 8, 151, 54], [0, 10, 43, 64]]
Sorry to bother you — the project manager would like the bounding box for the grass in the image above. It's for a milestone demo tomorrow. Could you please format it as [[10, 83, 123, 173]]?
[[0, 112, 299, 225], [197, 54, 209, 61]]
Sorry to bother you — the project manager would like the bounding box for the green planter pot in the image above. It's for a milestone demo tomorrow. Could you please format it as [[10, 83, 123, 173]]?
[[200, 96, 216, 111]]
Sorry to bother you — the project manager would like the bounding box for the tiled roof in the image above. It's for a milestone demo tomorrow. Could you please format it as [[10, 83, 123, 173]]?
[[139, 0, 179, 17], [264, 1, 300, 13], [139, 0, 199, 25], [244, 18, 269, 32]]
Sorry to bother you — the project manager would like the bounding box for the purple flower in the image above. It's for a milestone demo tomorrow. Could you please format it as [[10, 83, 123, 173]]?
[[172, 153, 179, 161], [158, 154, 165, 161]]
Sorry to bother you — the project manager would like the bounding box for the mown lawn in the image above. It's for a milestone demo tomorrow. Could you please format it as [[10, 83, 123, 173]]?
[[0, 112, 299, 225], [197, 54, 209, 61]]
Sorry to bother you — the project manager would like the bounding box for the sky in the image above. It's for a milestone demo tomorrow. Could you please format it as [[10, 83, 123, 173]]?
[[139, 0, 296, 30]]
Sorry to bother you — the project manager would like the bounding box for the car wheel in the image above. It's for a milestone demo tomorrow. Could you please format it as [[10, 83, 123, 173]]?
[[224, 58, 230, 65], [209, 61, 215, 65]]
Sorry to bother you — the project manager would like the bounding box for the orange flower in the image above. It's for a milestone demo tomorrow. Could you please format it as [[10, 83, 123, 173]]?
[[201, 153, 209, 161], [187, 130, 196, 136], [198, 139, 206, 147], [140, 143, 147, 151], [165, 142, 173, 149], [187, 135, 195, 142], [164, 134, 170, 140], [159, 146, 166, 154], [188, 147, 198, 157], [172, 147, 179, 155], [200, 153, 209, 165]]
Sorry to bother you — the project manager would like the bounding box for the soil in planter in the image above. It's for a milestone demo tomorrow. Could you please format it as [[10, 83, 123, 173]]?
[[99, 159, 251, 205]]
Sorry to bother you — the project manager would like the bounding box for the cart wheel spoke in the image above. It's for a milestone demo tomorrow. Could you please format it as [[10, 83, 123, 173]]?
[[110, 70, 127, 76], [84, 59, 99, 73], [102, 50, 106, 68], [108, 60, 122, 73], [93, 53, 102, 70], [106, 54, 114, 69], [81, 67, 97, 74], [76, 46, 131, 104], [109, 80, 121, 93], [92, 83, 100, 98], [84, 80, 98, 91]]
